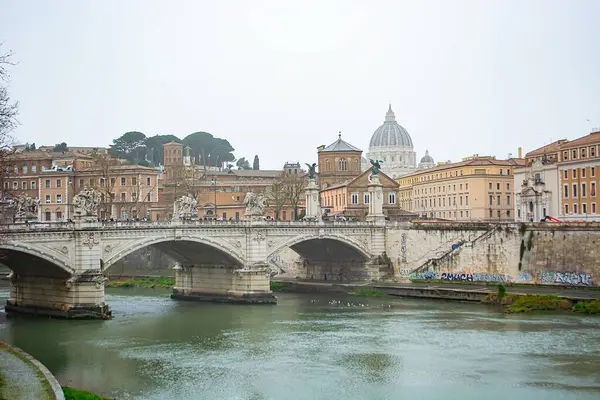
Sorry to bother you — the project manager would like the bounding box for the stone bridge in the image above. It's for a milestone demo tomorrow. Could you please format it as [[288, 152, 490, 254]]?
[[0, 220, 387, 318]]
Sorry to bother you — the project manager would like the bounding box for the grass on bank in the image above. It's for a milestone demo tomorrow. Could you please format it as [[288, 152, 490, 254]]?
[[105, 276, 174, 288], [270, 281, 293, 292], [482, 285, 600, 314], [348, 289, 386, 297], [63, 387, 112, 400], [411, 279, 600, 291]]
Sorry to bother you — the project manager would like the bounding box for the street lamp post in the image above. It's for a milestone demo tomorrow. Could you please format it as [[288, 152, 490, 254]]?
[[213, 176, 217, 219]]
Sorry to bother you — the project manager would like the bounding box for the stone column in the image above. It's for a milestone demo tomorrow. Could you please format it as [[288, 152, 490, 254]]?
[[366, 175, 385, 224], [304, 178, 321, 220]]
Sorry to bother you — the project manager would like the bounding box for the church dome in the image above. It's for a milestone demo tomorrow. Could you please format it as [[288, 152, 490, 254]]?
[[369, 104, 413, 148], [420, 150, 434, 164]]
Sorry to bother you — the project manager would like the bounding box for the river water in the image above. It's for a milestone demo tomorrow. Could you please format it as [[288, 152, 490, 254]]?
[[0, 282, 599, 400]]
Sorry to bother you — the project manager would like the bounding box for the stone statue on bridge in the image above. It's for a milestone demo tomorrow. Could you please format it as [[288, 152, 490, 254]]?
[[244, 192, 266, 219], [73, 187, 102, 219], [174, 195, 198, 220], [14, 194, 40, 220]]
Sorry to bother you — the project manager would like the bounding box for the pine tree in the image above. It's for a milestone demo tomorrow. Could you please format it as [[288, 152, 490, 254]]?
[[253, 155, 260, 170]]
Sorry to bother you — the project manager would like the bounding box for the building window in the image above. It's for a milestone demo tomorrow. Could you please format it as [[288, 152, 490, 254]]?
[[592, 182, 596, 197], [564, 170, 568, 179], [573, 169, 577, 178], [132, 192, 138, 202], [573, 150, 577, 159], [582, 183, 587, 198], [45, 211, 51, 221], [497, 195, 501, 205], [506, 183, 510, 191], [573, 184, 578, 198], [32, 164, 36, 173], [325, 160, 330, 171], [31, 181, 36, 190], [592, 147, 596, 157], [507, 170, 510, 175], [22, 165, 28, 174], [564, 185, 569, 199], [120, 192, 126, 201], [489, 195, 493, 204], [489, 209, 493, 218], [565, 204, 569, 214], [363, 193, 369, 204], [489, 183, 492, 190], [583, 203, 587, 214], [582, 148, 586, 158], [147, 192, 151, 201], [592, 167, 596, 177], [56, 194, 62, 204], [500, 169, 503, 175], [56, 211, 62, 220], [506, 195, 511, 205], [21, 181, 27, 190], [132, 177, 138, 186], [497, 183, 500, 190], [582, 168, 586, 178], [389, 193, 396, 204], [459, 196, 463, 206], [121, 177, 126, 186], [147, 177, 151, 185], [78, 179, 84, 188], [592, 203, 596, 214], [12, 181, 18, 190], [100, 178, 106, 187], [339, 158, 348, 171], [45, 194, 50, 203], [453, 184, 456, 192], [574, 204, 578, 214], [351, 193, 358, 204]]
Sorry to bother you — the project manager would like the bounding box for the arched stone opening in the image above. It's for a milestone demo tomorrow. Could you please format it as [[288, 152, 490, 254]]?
[[0, 247, 73, 278], [270, 237, 374, 282], [104, 239, 244, 276]]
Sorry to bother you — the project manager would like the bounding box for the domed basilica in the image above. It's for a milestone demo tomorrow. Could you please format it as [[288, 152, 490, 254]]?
[[366, 105, 434, 178]]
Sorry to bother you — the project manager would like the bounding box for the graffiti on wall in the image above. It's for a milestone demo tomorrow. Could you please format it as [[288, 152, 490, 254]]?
[[440, 272, 510, 283], [409, 271, 438, 280], [401, 233, 407, 264], [537, 270, 593, 286], [395, 267, 411, 277], [517, 272, 533, 282]]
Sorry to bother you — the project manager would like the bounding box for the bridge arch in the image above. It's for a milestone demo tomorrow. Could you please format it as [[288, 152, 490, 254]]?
[[0, 242, 75, 278], [102, 236, 246, 271], [267, 233, 371, 266]]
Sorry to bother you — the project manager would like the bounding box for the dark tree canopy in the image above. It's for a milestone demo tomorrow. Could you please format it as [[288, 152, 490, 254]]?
[[182, 132, 235, 168], [53, 142, 68, 152], [109, 131, 147, 164], [253, 155, 260, 170], [236, 157, 251, 170], [145, 134, 180, 165]]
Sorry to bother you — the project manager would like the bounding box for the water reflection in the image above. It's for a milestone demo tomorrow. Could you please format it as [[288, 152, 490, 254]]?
[[0, 283, 599, 399]]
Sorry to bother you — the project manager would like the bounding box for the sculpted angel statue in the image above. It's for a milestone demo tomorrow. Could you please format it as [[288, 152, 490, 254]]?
[[369, 159, 383, 175], [304, 163, 317, 179]]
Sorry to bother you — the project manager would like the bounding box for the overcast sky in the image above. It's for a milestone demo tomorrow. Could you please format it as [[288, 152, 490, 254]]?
[[2, 0, 600, 169]]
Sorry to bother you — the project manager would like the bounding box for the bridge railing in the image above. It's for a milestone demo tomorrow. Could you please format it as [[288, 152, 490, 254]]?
[[0, 219, 378, 231]]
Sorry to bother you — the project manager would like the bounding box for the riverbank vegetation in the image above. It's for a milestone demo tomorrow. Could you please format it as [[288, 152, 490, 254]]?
[[482, 285, 600, 314], [63, 387, 111, 400], [270, 281, 293, 292], [105, 276, 174, 288], [348, 289, 386, 297]]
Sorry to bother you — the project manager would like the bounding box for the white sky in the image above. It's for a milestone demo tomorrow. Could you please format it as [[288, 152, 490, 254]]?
[[2, 0, 600, 169]]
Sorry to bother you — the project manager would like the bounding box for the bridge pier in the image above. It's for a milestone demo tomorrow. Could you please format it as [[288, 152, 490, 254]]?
[[5, 272, 111, 319], [171, 264, 276, 304]]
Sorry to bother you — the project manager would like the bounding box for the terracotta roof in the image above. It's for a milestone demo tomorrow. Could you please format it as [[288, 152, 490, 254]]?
[[525, 139, 568, 158], [398, 157, 525, 179], [319, 135, 362, 153], [558, 131, 600, 149]]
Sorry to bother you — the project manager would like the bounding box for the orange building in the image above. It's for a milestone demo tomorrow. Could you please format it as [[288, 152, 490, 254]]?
[[557, 130, 600, 220], [317, 134, 363, 189]]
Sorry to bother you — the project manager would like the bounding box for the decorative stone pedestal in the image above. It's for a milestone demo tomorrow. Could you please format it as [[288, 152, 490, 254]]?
[[366, 175, 386, 224], [171, 265, 277, 304], [304, 178, 321, 220], [5, 272, 111, 319]]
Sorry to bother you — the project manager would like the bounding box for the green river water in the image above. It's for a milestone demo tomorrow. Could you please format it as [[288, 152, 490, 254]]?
[[0, 282, 599, 400]]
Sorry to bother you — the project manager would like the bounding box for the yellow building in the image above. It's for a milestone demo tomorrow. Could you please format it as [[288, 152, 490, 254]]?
[[397, 155, 525, 222]]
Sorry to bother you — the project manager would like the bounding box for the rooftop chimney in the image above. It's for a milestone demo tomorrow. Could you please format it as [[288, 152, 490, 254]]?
[[518, 147, 523, 158]]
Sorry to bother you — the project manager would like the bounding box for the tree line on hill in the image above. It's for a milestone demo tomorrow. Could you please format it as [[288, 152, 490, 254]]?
[[108, 131, 260, 170]]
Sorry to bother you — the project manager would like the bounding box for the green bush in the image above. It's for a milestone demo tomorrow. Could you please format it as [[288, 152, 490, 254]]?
[[507, 295, 572, 313], [348, 289, 385, 297], [573, 300, 600, 314], [63, 387, 111, 400]]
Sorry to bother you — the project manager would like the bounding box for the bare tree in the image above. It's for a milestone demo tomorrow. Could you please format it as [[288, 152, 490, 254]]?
[[0, 44, 18, 201], [171, 165, 202, 200], [282, 171, 306, 220], [264, 174, 286, 221]]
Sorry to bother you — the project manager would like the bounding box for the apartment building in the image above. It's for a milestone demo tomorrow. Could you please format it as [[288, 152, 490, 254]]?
[[397, 155, 525, 221], [557, 130, 600, 221]]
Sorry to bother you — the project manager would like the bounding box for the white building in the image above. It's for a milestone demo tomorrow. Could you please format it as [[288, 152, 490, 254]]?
[[366, 104, 433, 179]]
